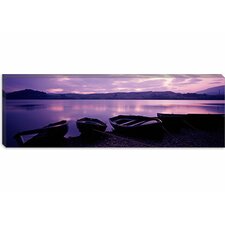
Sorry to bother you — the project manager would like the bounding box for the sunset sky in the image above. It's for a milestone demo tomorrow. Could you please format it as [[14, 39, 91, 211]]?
[[3, 74, 225, 94]]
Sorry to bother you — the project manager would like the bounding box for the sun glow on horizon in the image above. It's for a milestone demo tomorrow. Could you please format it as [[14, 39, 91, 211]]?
[[47, 88, 64, 93]]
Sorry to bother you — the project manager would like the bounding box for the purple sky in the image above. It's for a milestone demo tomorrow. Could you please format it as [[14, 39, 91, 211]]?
[[3, 74, 225, 94]]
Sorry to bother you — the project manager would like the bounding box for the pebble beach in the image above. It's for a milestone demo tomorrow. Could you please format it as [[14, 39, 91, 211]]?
[[65, 127, 225, 148]]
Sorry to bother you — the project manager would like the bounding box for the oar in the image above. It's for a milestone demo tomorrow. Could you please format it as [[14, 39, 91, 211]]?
[[182, 119, 199, 130]]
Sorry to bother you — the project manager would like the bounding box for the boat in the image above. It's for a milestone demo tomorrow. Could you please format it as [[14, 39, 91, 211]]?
[[109, 115, 162, 135], [186, 114, 225, 129], [157, 113, 186, 120], [157, 113, 187, 128], [76, 117, 107, 134], [14, 120, 68, 146], [157, 113, 225, 129]]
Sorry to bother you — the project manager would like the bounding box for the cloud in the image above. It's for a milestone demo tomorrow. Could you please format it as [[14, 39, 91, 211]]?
[[188, 78, 202, 83], [58, 77, 71, 82], [171, 77, 189, 83], [47, 88, 64, 93], [112, 87, 131, 92], [112, 80, 129, 85], [3, 74, 225, 94]]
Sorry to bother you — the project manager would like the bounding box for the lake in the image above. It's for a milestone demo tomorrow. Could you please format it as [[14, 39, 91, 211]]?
[[3, 99, 225, 146]]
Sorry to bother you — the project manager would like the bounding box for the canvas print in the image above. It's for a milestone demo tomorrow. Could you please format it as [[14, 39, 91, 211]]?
[[2, 74, 225, 147]]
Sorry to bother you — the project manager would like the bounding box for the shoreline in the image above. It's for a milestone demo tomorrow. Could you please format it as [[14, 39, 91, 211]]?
[[64, 127, 224, 148]]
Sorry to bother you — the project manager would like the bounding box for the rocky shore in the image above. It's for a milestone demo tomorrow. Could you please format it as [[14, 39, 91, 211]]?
[[65, 127, 224, 147]]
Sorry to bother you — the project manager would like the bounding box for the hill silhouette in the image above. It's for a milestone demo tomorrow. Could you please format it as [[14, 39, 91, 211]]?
[[197, 85, 225, 95], [4, 89, 224, 100]]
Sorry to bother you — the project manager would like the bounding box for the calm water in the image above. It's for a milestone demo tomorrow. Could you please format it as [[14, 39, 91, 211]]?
[[3, 99, 225, 146]]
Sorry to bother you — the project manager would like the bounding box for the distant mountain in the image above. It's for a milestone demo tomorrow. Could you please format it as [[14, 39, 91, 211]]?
[[6, 89, 48, 99], [4, 89, 224, 100], [197, 85, 225, 95]]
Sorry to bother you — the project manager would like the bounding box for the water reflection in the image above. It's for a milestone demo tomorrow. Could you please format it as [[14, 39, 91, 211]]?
[[48, 105, 64, 111], [6, 103, 45, 111], [3, 99, 225, 146]]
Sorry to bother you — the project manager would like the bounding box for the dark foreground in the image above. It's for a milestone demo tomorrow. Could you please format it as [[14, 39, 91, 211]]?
[[10, 113, 225, 148], [18, 126, 224, 148], [66, 127, 224, 147]]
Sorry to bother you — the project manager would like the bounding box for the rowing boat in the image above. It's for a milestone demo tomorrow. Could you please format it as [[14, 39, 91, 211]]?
[[109, 115, 162, 134], [157, 113, 187, 128], [76, 117, 107, 134], [187, 114, 225, 129], [14, 120, 68, 146], [157, 113, 225, 129]]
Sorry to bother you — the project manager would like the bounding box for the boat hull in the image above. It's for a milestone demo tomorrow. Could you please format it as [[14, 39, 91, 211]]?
[[14, 120, 69, 147], [157, 113, 187, 129], [157, 113, 225, 130], [43, 120, 69, 137], [109, 115, 163, 136], [76, 117, 107, 134]]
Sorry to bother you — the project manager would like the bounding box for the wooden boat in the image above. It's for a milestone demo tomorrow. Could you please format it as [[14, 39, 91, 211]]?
[[157, 113, 186, 120], [76, 117, 107, 134], [14, 120, 68, 146], [157, 113, 225, 129], [187, 114, 225, 129], [109, 115, 162, 134], [157, 113, 187, 128]]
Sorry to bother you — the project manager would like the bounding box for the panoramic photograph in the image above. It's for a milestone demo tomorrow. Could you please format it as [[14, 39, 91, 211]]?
[[2, 74, 225, 147]]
